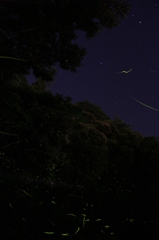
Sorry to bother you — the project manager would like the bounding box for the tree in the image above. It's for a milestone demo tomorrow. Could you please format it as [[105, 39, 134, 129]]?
[[1, 77, 159, 239], [0, 0, 131, 82]]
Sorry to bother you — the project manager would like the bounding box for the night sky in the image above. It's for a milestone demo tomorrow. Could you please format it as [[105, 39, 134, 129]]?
[[27, 0, 159, 138]]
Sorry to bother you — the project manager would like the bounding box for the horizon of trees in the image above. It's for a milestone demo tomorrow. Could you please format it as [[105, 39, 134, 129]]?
[[1, 77, 159, 239]]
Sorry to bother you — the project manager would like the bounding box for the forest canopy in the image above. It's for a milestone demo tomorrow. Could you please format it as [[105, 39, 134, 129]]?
[[1, 78, 159, 239], [0, 0, 131, 81], [2, 1, 159, 239]]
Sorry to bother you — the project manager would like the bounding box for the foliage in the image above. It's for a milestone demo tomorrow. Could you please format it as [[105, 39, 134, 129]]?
[[0, 0, 131, 82], [1, 78, 159, 239]]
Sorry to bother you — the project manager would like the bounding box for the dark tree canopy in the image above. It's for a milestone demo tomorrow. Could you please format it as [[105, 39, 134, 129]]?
[[0, 0, 131, 81], [1, 78, 159, 239]]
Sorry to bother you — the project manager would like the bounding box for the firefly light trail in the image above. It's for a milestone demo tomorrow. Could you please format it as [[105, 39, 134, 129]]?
[[129, 94, 159, 112], [0, 56, 27, 61], [118, 68, 133, 74]]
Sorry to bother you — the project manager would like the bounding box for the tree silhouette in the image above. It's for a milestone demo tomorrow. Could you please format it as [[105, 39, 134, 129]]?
[[1, 78, 159, 239], [0, 0, 131, 82]]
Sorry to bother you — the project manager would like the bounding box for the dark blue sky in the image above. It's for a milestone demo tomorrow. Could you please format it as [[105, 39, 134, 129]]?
[[27, 0, 159, 138]]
